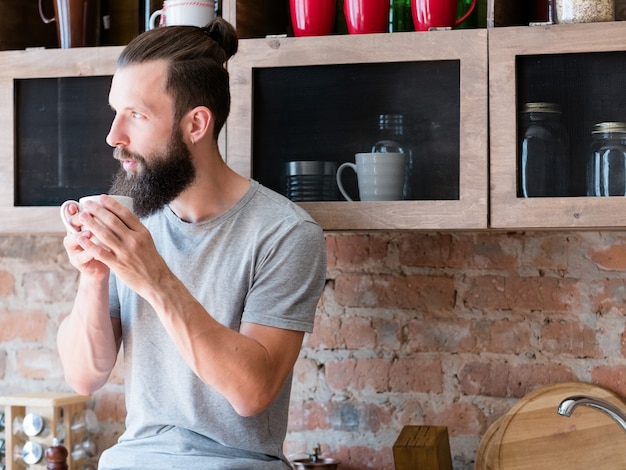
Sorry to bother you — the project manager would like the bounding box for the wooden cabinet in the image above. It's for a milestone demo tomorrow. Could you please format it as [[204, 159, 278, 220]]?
[[227, 30, 489, 230], [489, 21, 626, 229], [4, 6, 626, 233], [0, 47, 122, 233]]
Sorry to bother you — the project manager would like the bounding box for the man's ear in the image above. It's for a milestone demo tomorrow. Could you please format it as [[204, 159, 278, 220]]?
[[185, 106, 212, 144]]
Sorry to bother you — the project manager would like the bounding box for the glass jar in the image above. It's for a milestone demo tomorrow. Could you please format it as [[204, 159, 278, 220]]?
[[556, 0, 614, 23], [372, 113, 414, 199], [587, 122, 626, 196], [518, 102, 570, 197]]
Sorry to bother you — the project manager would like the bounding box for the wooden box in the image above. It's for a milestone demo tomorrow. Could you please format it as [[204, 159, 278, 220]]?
[[393, 425, 453, 470]]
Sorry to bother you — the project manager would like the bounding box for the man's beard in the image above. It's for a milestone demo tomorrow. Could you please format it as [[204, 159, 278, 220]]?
[[109, 128, 196, 218]]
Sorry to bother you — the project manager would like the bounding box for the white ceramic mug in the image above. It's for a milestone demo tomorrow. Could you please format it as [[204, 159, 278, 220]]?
[[60, 195, 134, 243], [149, 0, 216, 29], [336, 152, 406, 201]]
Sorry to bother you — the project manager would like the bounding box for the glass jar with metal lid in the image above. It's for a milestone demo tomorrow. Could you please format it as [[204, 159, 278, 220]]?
[[556, 0, 614, 23], [587, 122, 626, 196], [518, 102, 570, 197]]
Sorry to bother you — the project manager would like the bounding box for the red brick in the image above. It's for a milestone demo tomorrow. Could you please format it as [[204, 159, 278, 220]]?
[[326, 358, 391, 392], [306, 313, 342, 349], [541, 319, 601, 358], [23, 270, 78, 303], [0, 270, 15, 297], [473, 319, 533, 354], [334, 274, 455, 310], [334, 445, 394, 470], [430, 401, 488, 436], [591, 366, 626, 397], [288, 399, 328, 431], [308, 315, 401, 351], [397, 398, 493, 437], [16, 349, 64, 379], [0, 309, 48, 342], [589, 278, 626, 315], [325, 234, 388, 271], [397, 233, 453, 268], [506, 364, 578, 397], [527, 235, 570, 271], [463, 275, 579, 312], [459, 361, 577, 398], [328, 401, 391, 433], [372, 317, 402, 351], [293, 357, 320, 391], [389, 358, 443, 393], [405, 318, 475, 353], [459, 361, 510, 397], [589, 242, 626, 270], [449, 233, 519, 270], [288, 400, 392, 434], [342, 316, 376, 349]]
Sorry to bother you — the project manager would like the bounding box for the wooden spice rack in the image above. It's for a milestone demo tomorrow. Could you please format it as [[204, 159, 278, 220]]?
[[0, 392, 91, 470]]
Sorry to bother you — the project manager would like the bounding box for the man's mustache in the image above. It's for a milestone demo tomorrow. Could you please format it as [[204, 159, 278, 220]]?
[[113, 147, 143, 163]]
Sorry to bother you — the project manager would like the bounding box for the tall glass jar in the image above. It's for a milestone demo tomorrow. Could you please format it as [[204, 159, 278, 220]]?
[[587, 122, 626, 196], [556, 0, 614, 23], [518, 102, 570, 197], [372, 113, 414, 199]]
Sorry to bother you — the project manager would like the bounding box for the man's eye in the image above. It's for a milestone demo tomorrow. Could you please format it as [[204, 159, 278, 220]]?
[[131, 111, 144, 119]]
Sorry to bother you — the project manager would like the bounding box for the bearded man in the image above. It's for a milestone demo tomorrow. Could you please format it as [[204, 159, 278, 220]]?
[[57, 18, 326, 470]]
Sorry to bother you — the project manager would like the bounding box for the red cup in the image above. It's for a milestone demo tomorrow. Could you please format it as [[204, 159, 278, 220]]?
[[290, 0, 337, 37], [411, 0, 476, 31], [344, 0, 390, 34]]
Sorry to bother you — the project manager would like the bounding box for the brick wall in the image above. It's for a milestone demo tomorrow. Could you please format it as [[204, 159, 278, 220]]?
[[2, 231, 626, 469]]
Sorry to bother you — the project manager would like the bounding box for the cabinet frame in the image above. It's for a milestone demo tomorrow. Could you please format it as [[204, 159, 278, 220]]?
[[227, 30, 489, 230], [489, 22, 626, 229], [0, 47, 123, 234]]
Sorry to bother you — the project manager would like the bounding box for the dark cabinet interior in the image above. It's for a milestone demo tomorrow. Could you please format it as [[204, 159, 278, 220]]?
[[516, 51, 626, 197], [252, 60, 461, 202], [15, 76, 118, 206]]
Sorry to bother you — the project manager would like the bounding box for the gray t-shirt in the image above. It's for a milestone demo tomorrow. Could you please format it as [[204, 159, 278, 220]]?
[[99, 181, 326, 470]]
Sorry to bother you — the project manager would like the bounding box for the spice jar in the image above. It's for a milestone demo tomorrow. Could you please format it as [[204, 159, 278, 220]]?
[[587, 122, 626, 196], [556, 0, 614, 23], [518, 102, 570, 197]]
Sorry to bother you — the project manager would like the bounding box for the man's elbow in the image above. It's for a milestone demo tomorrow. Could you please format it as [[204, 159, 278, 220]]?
[[231, 390, 276, 417], [64, 371, 108, 396]]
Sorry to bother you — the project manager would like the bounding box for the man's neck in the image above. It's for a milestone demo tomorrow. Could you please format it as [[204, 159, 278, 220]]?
[[168, 155, 250, 224]]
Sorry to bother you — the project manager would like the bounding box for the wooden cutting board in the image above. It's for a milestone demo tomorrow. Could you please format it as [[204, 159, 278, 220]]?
[[476, 382, 626, 470]]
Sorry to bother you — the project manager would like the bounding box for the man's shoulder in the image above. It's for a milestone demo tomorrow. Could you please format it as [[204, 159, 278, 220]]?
[[251, 182, 314, 221]]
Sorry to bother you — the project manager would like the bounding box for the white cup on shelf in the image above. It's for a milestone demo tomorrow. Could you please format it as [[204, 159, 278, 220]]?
[[149, 0, 216, 29], [336, 152, 406, 201]]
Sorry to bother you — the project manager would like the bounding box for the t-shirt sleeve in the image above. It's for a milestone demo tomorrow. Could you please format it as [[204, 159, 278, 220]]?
[[241, 218, 326, 333]]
